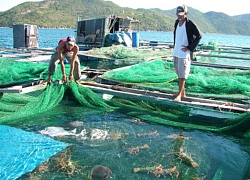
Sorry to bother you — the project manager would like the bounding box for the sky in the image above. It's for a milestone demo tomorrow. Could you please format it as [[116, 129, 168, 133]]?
[[0, 0, 248, 16]]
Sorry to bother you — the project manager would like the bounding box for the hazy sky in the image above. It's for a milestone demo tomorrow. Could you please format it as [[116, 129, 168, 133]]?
[[0, 0, 42, 11], [0, 0, 248, 16]]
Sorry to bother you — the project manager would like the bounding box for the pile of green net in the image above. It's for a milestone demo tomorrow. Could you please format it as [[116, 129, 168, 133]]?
[[0, 58, 113, 124], [0, 81, 113, 124], [102, 58, 250, 100], [0, 58, 47, 86], [79, 45, 173, 60]]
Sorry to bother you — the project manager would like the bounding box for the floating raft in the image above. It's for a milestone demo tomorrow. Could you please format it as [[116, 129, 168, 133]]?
[[0, 47, 54, 62], [162, 56, 250, 70], [0, 80, 46, 94], [1, 76, 249, 114], [81, 82, 250, 114], [196, 50, 250, 60]]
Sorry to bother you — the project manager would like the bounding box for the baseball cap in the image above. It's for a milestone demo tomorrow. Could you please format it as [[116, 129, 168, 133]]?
[[176, 5, 188, 15], [66, 36, 75, 45]]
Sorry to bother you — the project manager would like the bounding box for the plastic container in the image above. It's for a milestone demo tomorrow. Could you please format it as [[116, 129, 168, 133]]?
[[132, 31, 140, 47]]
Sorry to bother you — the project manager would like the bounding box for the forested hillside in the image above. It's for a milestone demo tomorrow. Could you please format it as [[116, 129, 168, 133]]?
[[0, 0, 249, 35]]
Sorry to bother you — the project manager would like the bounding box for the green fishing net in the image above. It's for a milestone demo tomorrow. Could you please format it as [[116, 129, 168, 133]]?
[[0, 56, 250, 179], [100, 58, 250, 136], [102, 58, 250, 100], [0, 58, 113, 124], [109, 97, 250, 134], [79, 44, 173, 60], [0, 58, 47, 86], [1, 57, 249, 133], [0, 82, 113, 124]]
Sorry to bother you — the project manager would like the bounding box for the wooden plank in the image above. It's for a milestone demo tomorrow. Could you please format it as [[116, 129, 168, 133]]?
[[111, 85, 250, 109], [0, 86, 22, 93], [212, 50, 250, 55], [19, 84, 47, 94], [1, 54, 32, 58], [162, 57, 250, 70], [0, 80, 47, 94], [81, 83, 250, 113], [81, 69, 107, 79], [17, 55, 51, 62], [218, 45, 250, 51], [191, 61, 250, 70], [196, 51, 250, 60], [1, 52, 53, 58], [28, 48, 55, 52], [78, 50, 169, 61], [92, 76, 250, 101], [0, 84, 47, 94]]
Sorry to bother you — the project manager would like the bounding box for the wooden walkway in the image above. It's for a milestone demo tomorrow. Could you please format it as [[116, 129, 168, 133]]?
[[81, 82, 250, 114], [196, 51, 250, 61], [0, 76, 249, 119], [0, 80, 46, 94], [162, 56, 250, 70], [1, 46, 250, 115]]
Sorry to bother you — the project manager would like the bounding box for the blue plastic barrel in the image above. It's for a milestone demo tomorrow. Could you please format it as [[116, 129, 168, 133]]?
[[132, 31, 140, 47]]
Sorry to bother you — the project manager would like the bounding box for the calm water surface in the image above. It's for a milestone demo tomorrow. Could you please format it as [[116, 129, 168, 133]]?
[[1, 28, 250, 48]]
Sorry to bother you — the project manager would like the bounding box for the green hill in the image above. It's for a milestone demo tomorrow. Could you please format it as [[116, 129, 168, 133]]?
[[234, 14, 250, 22], [203, 12, 250, 35], [0, 0, 249, 35]]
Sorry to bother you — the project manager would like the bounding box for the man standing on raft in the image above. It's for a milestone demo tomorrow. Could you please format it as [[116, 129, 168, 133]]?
[[173, 5, 202, 101], [47, 36, 81, 83]]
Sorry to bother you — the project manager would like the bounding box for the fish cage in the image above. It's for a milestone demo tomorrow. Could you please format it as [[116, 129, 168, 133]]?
[[0, 55, 250, 179]]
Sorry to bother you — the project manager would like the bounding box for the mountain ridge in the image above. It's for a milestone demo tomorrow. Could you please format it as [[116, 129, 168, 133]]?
[[0, 0, 249, 35]]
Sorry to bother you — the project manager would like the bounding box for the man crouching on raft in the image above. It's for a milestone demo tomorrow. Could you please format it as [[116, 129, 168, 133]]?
[[47, 36, 81, 84]]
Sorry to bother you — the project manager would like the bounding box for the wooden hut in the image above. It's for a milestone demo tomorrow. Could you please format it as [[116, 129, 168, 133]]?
[[75, 15, 140, 50], [13, 24, 38, 49]]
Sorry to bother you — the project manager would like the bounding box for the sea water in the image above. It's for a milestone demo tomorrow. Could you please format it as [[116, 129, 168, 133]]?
[[0, 28, 250, 179], [1, 28, 250, 48]]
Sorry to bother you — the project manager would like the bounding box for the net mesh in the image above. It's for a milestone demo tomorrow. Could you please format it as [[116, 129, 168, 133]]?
[[0, 58, 113, 124], [0, 58, 47, 86], [0, 83, 113, 124], [102, 58, 250, 100], [101, 58, 250, 136], [109, 97, 250, 134]]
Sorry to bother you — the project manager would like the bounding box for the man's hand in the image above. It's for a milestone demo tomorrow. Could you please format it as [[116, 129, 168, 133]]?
[[68, 74, 73, 81], [181, 45, 189, 52], [62, 74, 67, 83]]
